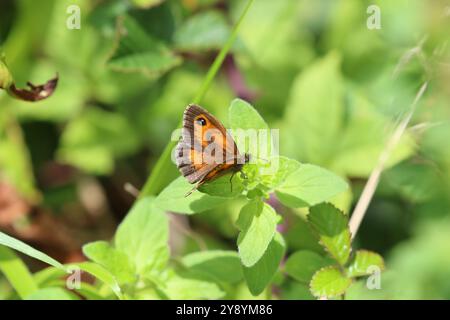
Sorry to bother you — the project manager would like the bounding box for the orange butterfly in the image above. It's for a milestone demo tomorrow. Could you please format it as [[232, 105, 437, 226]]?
[[176, 104, 250, 196]]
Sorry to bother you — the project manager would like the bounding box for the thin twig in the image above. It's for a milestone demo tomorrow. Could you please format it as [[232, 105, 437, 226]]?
[[392, 36, 428, 79], [349, 82, 428, 239]]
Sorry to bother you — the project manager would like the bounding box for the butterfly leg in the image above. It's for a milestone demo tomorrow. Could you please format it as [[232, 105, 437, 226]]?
[[184, 185, 197, 197], [184, 180, 206, 197], [229, 172, 236, 193]]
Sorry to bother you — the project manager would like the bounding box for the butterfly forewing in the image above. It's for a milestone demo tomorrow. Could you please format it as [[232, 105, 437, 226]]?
[[175, 104, 242, 185]]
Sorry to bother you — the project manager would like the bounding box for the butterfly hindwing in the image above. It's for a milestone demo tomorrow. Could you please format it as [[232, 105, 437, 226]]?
[[176, 141, 216, 183]]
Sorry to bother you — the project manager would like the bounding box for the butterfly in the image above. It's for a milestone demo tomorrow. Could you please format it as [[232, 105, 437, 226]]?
[[175, 104, 250, 197]]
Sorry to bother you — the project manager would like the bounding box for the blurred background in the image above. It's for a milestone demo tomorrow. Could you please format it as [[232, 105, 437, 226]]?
[[0, 0, 449, 299]]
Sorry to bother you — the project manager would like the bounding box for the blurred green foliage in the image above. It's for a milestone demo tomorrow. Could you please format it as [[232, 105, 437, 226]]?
[[0, 0, 450, 300]]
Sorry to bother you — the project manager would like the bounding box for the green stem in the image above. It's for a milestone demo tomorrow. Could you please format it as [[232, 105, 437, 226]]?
[[140, 0, 254, 197]]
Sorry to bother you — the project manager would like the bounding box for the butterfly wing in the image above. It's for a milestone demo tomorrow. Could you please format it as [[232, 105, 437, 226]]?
[[176, 141, 216, 183], [176, 104, 240, 184]]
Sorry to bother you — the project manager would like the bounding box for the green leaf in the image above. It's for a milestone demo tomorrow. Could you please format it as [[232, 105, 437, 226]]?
[[0, 231, 66, 271], [284, 52, 344, 164], [0, 246, 38, 299], [310, 266, 352, 298], [181, 250, 243, 284], [243, 233, 286, 296], [34, 267, 67, 287], [228, 99, 270, 156], [82, 241, 135, 284], [199, 173, 245, 198], [163, 272, 225, 299], [174, 10, 232, 52], [69, 262, 123, 300], [307, 203, 351, 265], [285, 250, 333, 284], [346, 250, 385, 278], [25, 288, 80, 300], [261, 156, 301, 190], [108, 15, 181, 77], [229, 98, 268, 131], [237, 200, 279, 267], [115, 197, 169, 275], [155, 177, 227, 214], [275, 164, 348, 208]]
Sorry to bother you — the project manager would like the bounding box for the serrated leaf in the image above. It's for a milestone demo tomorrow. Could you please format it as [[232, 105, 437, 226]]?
[[155, 177, 228, 214], [108, 15, 181, 77], [236, 200, 278, 267], [346, 250, 385, 278], [82, 241, 135, 284], [308, 203, 351, 265], [310, 266, 352, 298], [115, 197, 169, 275], [285, 250, 333, 284], [275, 164, 348, 208], [181, 250, 243, 284], [243, 232, 286, 296]]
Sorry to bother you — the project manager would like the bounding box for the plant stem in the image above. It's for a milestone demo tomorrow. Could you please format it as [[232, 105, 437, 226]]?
[[139, 0, 254, 197], [348, 82, 428, 239]]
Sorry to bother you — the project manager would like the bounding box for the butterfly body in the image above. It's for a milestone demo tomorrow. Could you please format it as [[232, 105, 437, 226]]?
[[175, 104, 249, 196]]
